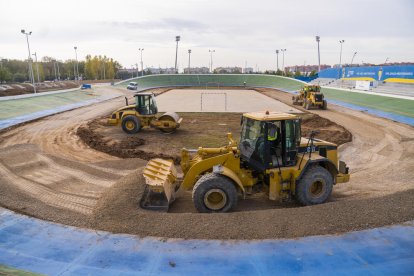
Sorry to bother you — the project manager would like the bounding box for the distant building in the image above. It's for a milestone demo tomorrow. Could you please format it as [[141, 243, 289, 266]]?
[[243, 67, 254, 74], [183, 67, 210, 74], [214, 67, 242, 74], [285, 64, 331, 74], [146, 67, 177, 74]]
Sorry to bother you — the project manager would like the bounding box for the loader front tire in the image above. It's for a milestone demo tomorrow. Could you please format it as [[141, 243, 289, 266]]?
[[296, 165, 333, 206], [192, 173, 238, 213], [122, 115, 141, 134]]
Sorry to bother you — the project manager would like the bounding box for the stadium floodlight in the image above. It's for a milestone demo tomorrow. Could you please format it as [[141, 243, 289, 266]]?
[[281, 49, 287, 76], [316, 36, 321, 72], [139, 48, 144, 76], [188, 49, 192, 74], [350, 52, 357, 67], [174, 36, 180, 73], [74, 46, 79, 81], [209, 49, 215, 73], [338, 40, 345, 79], [21, 29, 36, 93], [32, 52, 40, 84], [275, 50, 279, 72], [56, 60, 61, 80], [338, 40, 345, 68]]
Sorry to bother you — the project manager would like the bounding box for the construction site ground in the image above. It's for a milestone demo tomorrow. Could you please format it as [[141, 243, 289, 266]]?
[[0, 86, 413, 239]]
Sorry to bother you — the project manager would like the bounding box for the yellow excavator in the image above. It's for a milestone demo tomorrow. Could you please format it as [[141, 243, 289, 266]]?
[[141, 111, 350, 213], [292, 85, 327, 110], [108, 92, 182, 134]]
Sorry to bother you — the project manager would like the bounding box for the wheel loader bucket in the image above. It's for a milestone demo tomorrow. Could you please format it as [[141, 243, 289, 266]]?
[[140, 158, 178, 211]]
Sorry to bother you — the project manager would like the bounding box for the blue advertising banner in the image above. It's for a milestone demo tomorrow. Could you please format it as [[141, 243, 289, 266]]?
[[319, 65, 414, 82]]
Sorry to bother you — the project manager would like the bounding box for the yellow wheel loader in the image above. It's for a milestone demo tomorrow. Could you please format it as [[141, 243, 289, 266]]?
[[292, 85, 327, 110], [108, 92, 182, 134], [141, 111, 350, 212]]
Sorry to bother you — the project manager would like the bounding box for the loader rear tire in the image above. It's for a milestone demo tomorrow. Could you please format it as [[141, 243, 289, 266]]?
[[192, 173, 238, 213], [122, 115, 141, 134], [296, 165, 333, 206], [322, 100, 328, 110]]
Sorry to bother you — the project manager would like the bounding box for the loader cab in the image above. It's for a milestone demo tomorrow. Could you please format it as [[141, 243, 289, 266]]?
[[239, 112, 301, 171], [134, 93, 158, 115]]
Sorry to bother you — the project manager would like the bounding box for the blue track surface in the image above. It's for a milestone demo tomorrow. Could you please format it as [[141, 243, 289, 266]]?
[[0, 208, 413, 275], [0, 95, 117, 130]]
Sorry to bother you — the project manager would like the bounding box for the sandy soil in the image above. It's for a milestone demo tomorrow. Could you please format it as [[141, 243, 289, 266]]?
[[0, 86, 413, 240], [77, 112, 351, 164]]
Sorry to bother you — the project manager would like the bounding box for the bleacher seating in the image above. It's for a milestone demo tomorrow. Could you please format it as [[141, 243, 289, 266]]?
[[120, 74, 304, 92]]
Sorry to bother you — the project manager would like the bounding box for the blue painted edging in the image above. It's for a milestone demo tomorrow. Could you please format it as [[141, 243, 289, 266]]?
[[0, 208, 413, 275], [0, 95, 117, 130], [285, 90, 414, 126]]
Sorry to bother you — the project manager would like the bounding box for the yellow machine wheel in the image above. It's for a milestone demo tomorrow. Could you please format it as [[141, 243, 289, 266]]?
[[121, 115, 141, 134], [296, 165, 333, 205], [192, 173, 238, 213], [322, 100, 328, 110]]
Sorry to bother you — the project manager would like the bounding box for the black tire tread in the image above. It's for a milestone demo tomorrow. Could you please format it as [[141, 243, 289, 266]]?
[[192, 173, 238, 213], [296, 165, 333, 206], [121, 115, 141, 134]]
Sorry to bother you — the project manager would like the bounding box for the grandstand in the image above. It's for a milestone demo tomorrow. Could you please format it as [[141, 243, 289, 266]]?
[[311, 65, 414, 98], [310, 78, 414, 97], [118, 74, 304, 92]]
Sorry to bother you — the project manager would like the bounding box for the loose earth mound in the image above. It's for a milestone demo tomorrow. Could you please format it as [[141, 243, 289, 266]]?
[[0, 86, 413, 240]]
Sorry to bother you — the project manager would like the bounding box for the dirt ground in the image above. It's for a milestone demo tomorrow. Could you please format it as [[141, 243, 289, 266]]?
[[0, 86, 413, 240], [77, 112, 351, 164]]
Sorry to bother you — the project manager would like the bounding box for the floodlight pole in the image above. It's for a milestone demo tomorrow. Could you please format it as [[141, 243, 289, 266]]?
[[32, 52, 40, 84], [350, 52, 357, 67], [74, 46, 79, 81], [139, 48, 144, 76], [187, 49, 192, 74], [56, 60, 61, 80], [21, 29, 36, 93], [275, 50, 279, 72], [53, 60, 57, 80], [316, 36, 321, 72], [174, 36, 180, 73], [338, 40, 345, 79], [339, 40, 345, 68], [281, 49, 286, 76], [209, 49, 215, 73]]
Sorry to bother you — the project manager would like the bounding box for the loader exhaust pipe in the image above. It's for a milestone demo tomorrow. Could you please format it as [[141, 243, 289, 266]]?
[[125, 97, 129, 106]]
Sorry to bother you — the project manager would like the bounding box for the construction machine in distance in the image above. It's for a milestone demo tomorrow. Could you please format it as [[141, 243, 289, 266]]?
[[292, 84, 327, 110], [141, 111, 350, 213], [108, 92, 182, 134]]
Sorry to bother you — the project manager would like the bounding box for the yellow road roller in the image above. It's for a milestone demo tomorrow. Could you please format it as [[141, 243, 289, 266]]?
[[108, 92, 182, 134]]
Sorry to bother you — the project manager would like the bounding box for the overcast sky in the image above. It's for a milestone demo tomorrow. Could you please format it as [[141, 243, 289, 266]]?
[[1, 0, 413, 71]]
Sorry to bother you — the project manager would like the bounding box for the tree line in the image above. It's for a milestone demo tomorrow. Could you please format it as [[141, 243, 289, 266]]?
[[0, 55, 122, 83]]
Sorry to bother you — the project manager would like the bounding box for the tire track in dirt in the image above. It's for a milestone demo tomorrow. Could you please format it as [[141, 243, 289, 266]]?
[[0, 87, 144, 215]]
